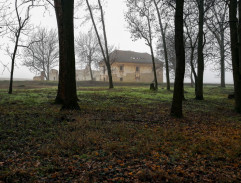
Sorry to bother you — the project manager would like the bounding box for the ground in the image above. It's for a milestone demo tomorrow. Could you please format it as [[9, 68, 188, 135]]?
[[0, 81, 241, 182]]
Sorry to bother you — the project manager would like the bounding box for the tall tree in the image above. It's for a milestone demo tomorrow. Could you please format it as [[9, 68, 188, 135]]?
[[196, 0, 204, 100], [184, 2, 199, 91], [97, 0, 113, 88], [5, 0, 32, 94], [75, 29, 100, 81], [170, 0, 185, 117], [22, 27, 59, 80], [229, 0, 241, 113], [126, 0, 159, 90], [206, 1, 229, 87], [85, 0, 114, 89], [153, 0, 171, 90], [54, 0, 80, 110], [185, 21, 198, 90], [195, 0, 215, 100]]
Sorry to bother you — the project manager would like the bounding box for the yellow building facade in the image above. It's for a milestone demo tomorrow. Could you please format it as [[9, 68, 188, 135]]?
[[100, 50, 163, 83]]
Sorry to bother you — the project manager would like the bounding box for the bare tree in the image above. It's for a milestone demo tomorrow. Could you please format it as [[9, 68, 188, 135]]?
[[206, 0, 229, 87], [195, 0, 216, 100], [125, 0, 159, 90], [75, 29, 100, 81], [54, 0, 80, 110], [5, 0, 34, 94], [196, 0, 205, 100], [171, 0, 185, 117], [22, 27, 58, 80], [184, 21, 198, 89], [153, 0, 173, 90], [85, 0, 114, 88], [184, 2, 199, 89]]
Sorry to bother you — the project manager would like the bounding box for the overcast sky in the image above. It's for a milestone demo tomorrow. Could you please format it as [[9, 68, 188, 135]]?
[[0, 0, 234, 84]]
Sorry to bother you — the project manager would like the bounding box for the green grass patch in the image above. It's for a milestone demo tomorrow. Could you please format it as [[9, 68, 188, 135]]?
[[0, 84, 241, 182]]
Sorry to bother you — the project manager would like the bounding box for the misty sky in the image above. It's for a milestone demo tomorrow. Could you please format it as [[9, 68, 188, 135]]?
[[0, 0, 233, 84]]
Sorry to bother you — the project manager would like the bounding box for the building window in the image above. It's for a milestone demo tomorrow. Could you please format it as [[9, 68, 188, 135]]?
[[136, 66, 139, 72], [120, 77, 123, 82], [120, 65, 124, 71], [54, 77, 55, 81]]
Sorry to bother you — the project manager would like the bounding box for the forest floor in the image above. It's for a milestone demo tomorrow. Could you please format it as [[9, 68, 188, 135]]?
[[0, 81, 241, 182]]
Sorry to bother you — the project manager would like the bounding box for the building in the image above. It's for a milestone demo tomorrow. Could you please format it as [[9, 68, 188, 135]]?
[[33, 50, 163, 83], [33, 70, 58, 81], [76, 66, 101, 81], [49, 69, 58, 81], [99, 50, 163, 83], [35, 68, 100, 81], [33, 71, 45, 81], [33, 76, 43, 81]]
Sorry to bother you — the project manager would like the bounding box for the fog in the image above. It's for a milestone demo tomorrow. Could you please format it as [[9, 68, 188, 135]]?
[[0, 0, 234, 84]]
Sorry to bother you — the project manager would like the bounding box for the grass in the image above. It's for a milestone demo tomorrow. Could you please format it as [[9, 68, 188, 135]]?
[[0, 82, 241, 182]]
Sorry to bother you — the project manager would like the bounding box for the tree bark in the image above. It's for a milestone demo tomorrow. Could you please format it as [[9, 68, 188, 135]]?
[[98, 0, 113, 89], [88, 58, 93, 81], [153, 0, 170, 90], [190, 46, 198, 92], [220, 33, 225, 87], [171, 0, 185, 118], [191, 70, 194, 87], [196, 0, 204, 100], [150, 44, 158, 90], [8, 31, 20, 94], [229, 0, 241, 113], [47, 60, 50, 81], [54, 0, 79, 110]]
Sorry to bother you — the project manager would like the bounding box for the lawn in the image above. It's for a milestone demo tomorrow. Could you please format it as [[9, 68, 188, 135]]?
[[0, 82, 241, 182]]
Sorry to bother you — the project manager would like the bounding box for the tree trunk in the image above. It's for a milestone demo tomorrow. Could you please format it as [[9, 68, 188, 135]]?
[[9, 31, 20, 94], [229, 0, 241, 113], [238, 0, 241, 113], [8, 59, 14, 94], [150, 45, 158, 90], [146, 8, 158, 90], [220, 33, 225, 87], [191, 70, 194, 87], [47, 59, 50, 81], [196, 0, 204, 100], [153, 0, 170, 90], [98, 0, 113, 89], [171, 0, 185, 118], [88, 60, 93, 81], [190, 46, 198, 91], [54, 0, 79, 110]]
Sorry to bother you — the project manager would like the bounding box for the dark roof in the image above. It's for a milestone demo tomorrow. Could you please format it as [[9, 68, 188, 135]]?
[[109, 50, 162, 64]]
